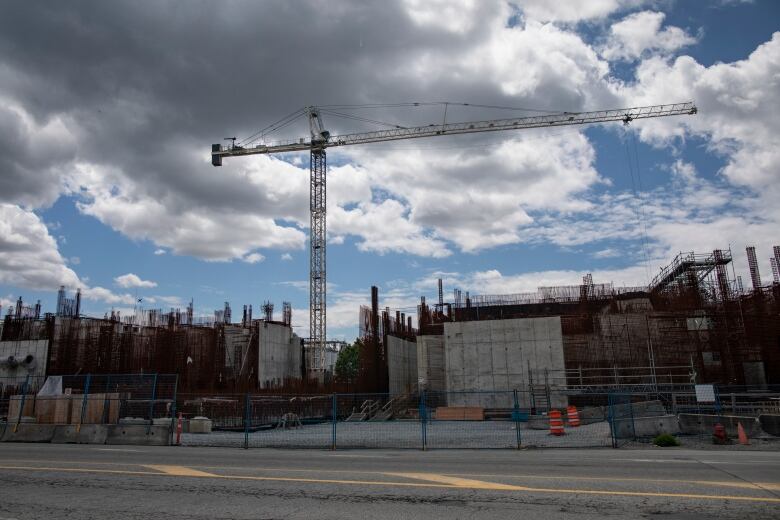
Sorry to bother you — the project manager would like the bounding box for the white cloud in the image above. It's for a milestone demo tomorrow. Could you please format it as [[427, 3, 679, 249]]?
[[281, 253, 293, 261], [593, 248, 620, 259], [514, 0, 646, 23], [242, 252, 265, 264], [0, 295, 15, 311], [343, 131, 600, 253], [72, 159, 307, 262], [0, 97, 78, 208], [0, 203, 82, 290], [155, 295, 184, 307], [81, 286, 136, 306], [69, 256, 80, 265], [153, 249, 166, 255], [608, 33, 780, 267], [114, 273, 157, 288], [601, 11, 698, 61], [401, 0, 485, 34]]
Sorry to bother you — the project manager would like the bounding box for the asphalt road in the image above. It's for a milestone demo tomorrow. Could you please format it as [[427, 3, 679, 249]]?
[[0, 444, 778, 519]]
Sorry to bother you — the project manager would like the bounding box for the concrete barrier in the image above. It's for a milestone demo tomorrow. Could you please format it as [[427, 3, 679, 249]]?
[[578, 406, 607, 425], [189, 417, 213, 434], [119, 417, 148, 425], [678, 414, 763, 438], [51, 425, 109, 444], [631, 415, 680, 438], [611, 400, 667, 419], [758, 414, 780, 437], [1, 423, 56, 442], [106, 424, 171, 446]]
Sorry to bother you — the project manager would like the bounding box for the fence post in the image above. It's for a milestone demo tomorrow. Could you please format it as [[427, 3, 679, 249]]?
[[102, 374, 112, 425], [169, 374, 179, 445], [513, 389, 522, 449], [419, 390, 427, 451], [331, 393, 337, 450], [244, 393, 250, 450], [608, 393, 617, 448], [13, 374, 31, 433], [146, 373, 158, 435], [76, 373, 92, 434]]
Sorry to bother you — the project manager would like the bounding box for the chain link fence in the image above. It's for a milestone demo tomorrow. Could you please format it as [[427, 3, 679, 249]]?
[[179, 389, 636, 449], [3, 377, 778, 448]]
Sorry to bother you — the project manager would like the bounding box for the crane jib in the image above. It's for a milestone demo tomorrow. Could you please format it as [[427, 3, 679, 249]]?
[[211, 102, 696, 165]]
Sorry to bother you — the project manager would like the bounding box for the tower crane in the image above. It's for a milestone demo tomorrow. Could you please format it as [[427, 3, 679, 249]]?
[[211, 101, 697, 372]]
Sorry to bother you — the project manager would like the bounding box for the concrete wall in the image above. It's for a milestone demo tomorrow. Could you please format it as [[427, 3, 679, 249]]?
[[0, 339, 48, 384], [443, 317, 565, 408], [417, 335, 445, 393], [387, 336, 417, 396], [223, 325, 252, 372], [257, 322, 302, 389]]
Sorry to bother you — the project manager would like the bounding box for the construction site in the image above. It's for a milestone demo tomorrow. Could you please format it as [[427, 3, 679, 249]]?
[[1, 244, 779, 449], [1, 102, 779, 449]]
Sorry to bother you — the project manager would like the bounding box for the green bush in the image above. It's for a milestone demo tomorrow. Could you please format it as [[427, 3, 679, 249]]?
[[653, 433, 680, 447]]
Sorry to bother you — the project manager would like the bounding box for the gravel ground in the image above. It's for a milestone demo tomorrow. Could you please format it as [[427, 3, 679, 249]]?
[[182, 420, 614, 449]]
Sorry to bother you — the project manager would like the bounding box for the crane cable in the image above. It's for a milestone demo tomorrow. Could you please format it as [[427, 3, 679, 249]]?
[[239, 102, 572, 146], [624, 130, 652, 284]]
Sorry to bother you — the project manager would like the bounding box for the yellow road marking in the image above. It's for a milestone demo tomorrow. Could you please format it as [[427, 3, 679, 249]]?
[[0, 464, 778, 503], [388, 472, 522, 491], [143, 465, 217, 477], [450, 471, 780, 491]]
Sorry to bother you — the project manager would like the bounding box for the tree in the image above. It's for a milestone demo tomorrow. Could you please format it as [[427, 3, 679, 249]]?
[[334, 339, 362, 382]]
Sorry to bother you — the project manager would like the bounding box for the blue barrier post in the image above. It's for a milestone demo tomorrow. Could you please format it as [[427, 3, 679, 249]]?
[[244, 393, 250, 450], [332, 393, 337, 450], [513, 389, 522, 449], [77, 374, 92, 433], [13, 374, 31, 433]]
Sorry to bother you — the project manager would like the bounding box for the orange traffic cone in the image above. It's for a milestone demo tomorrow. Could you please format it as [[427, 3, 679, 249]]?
[[737, 422, 750, 445], [567, 405, 581, 427], [549, 410, 565, 436]]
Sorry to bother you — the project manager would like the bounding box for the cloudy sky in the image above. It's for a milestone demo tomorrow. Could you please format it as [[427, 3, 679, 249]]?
[[1, 0, 778, 340]]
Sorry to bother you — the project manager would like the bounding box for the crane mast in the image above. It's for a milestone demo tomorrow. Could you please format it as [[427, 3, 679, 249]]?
[[211, 101, 697, 375]]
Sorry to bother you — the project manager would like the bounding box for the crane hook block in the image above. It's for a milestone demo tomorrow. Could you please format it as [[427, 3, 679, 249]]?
[[211, 144, 222, 167]]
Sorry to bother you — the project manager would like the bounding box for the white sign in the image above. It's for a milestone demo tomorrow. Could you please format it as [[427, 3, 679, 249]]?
[[695, 384, 716, 403]]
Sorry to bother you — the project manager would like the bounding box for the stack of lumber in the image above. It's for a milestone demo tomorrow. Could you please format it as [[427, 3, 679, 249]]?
[[434, 406, 484, 420]]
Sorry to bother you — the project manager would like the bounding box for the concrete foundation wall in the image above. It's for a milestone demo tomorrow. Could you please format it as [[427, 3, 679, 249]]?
[[0, 339, 48, 383], [443, 317, 565, 408], [417, 335, 445, 393], [387, 336, 417, 396], [257, 322, 302, 389], [223, 325, 252, 372]]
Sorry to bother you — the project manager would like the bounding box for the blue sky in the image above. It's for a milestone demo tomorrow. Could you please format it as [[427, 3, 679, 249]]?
[[1, 0, 779, 341]]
